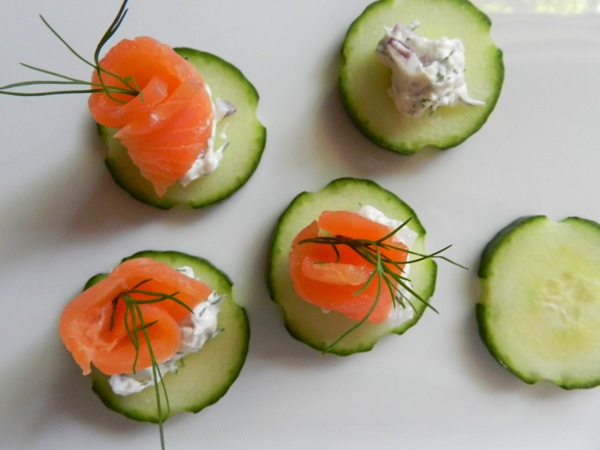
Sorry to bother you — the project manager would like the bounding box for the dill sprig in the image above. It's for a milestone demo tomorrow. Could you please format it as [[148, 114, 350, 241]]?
[[110, 278, 194, 450], [0, 0, 141, 102], [299, 218, 465, 353]]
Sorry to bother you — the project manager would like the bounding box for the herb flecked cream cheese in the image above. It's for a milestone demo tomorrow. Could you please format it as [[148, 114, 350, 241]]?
[[376, 21, 484, 117]]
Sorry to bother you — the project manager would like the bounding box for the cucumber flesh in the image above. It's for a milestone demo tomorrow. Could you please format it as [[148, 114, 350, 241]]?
[[267, 178, 437, 355], [478, 216, 600, 389], [84, 250, 250, 422], [99, 48, 266, 209], [340, 0, 504, 154]]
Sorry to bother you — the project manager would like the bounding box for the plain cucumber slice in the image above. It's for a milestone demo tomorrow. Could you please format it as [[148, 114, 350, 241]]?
[[478, 216, 600, 389], [99, 48, 266, 209], [267, 178, 437, 355], [340, 0, 504, 154], [84, 250, 249, 422]]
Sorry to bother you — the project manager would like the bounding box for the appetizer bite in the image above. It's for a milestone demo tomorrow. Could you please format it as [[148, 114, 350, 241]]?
[[0, 0, 266, 209], [340, 0, 504, 153], [60, 251, 250, 447], [478, 216, 600, 389], [267, 178, 460, 355]]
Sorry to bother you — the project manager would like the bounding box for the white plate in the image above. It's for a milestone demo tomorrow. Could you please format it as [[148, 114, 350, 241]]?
[[2, 1, 600, 449]]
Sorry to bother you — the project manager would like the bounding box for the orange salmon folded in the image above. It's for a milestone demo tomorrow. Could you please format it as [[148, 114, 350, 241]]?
[[59, 257, 212, 376], [289, 210, 408, 324], [88, 36, 214, 196]]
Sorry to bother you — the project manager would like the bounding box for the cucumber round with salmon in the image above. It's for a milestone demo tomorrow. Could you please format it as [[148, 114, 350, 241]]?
[[0, 0, 266, 210], [477, 216, 600, 389], [60, 250, 250, 424], [340, 0, 504, 154], [96, 46, 266, 209], [267, 177, 450, 355]]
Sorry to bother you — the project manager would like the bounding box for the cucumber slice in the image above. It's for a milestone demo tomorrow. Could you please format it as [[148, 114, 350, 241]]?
[[82, 250, 249, 422], [267, 178, 437, 355], [340, 0, 504, 154], [99, 48, 266, 209], [477, 216, 600, 389]]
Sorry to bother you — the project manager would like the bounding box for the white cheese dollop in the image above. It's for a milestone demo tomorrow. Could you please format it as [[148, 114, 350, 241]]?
[[179, 85, 237, 186], [376, 21, 484, 117], [109, 267, 223, 396], [357, 205, 417, 327]]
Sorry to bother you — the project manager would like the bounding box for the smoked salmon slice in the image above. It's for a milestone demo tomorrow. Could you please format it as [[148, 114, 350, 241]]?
[[88, 36, 214, 196], [289, 210, 408, 324], [59, 257, 212, 376]]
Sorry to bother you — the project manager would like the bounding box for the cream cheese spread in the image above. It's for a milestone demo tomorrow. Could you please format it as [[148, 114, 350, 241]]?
[[179, 86, 237, 186], [376, 21, 484, 117], [357, 205, 417, 326]]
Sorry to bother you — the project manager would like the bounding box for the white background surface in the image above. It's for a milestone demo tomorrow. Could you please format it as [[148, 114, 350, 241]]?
[[1, 1, 600, 449]]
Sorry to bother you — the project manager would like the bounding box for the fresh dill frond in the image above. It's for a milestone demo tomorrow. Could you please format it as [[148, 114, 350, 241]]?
[[299, 218, 465, 353], [0, 0, 140, 101], [109, 277, 195, 450]]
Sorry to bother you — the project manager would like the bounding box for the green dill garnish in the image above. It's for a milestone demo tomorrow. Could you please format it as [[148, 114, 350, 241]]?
[[0, 0, 140, 102], [110, 278, 195, 450], [299, 218, 464, 353], [441, 49, 455, 62]]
